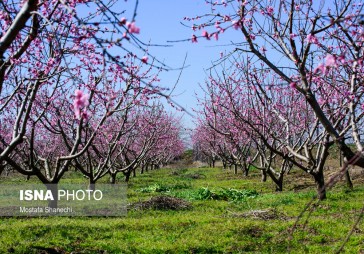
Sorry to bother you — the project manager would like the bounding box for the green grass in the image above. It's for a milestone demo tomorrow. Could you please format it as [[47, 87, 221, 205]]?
[[0, 166, 363, 253]]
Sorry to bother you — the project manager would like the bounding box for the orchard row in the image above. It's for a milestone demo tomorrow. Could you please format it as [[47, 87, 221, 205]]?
[[191, 0, 364, 200], [0, 0, 184, 186]]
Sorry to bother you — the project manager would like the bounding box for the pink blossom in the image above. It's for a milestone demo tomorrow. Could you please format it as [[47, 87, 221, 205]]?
[[47, 58, 55, 66], [202, 30, 210, 40], [232, 20, 241, 30], [123, 32, 129, 40], [191, 34, 198, 43], [250, 34, 256, 40], [75, 89, 83, 99], [289, 82, 297, 89], [325, 54, 337, 67], [314, 62, 326, 74], [73, 90, 89, 119], [119, 17, 127, 25], [81, 95, 89, 107], [337, 55, 346, 64], [213, 32, 219, 40], [260, 46, 267, 53], [224, 15, 231, 21], [141, 56, 148, 64], [127, 22, 140, 34], [81, 111, 90, 120], [74, 99, 83, 108], [318, 98, 325, 105], [290, 33, 297, 39], [266, 6, 274, 16], [306, 34, 319, 44]]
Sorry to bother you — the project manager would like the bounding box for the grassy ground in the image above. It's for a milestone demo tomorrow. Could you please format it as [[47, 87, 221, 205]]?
[[0, 165, 363, 253]]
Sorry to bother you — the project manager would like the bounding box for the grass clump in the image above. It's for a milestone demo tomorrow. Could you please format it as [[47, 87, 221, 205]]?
[[174, 187, 259, 202], [137, 182, 191, 193], [227, 208, 287, 220], [131, 196, 192, 211], [169, 168, 188, 176], [183, 172, 206, 179]]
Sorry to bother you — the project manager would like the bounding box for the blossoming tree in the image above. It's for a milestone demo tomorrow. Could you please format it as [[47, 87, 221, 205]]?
[[189, 0, 364, 199], [0, 0, 184, 205]]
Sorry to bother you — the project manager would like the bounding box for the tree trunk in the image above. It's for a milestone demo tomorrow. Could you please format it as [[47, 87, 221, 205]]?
[[243, 164, 249, 176], [46, 184, 58, 209], [345, 170, 354, 190], [125, 171, 131, 182], [275, 180, 283, 192], [234, 164, 238, 175], [0, 164, 4, 176], [266, 170, 283, 192], [109, 173, 116, 184], [261, 170, 267, 182], [275, 174, 284, 192], [132, 168, 136, 177], [341, 143, 364, 168], [341, 152, 353, 190], [313, 171, 326, 200], [88, 179, 96, 191]]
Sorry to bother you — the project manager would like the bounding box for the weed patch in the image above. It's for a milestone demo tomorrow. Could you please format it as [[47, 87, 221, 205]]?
[[183, 173, 206, 179], [137, 182, 191, 193], [226, 208, 288, 220], [131, 196, 191, 211], [169, 168, 188, 176], [174, 187, 259, 202]]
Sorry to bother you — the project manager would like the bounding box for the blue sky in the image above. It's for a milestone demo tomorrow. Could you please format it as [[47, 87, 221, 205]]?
[[125, 0, 241, 128]]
